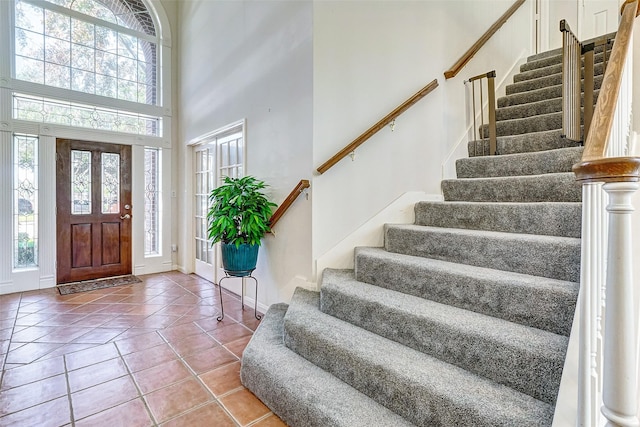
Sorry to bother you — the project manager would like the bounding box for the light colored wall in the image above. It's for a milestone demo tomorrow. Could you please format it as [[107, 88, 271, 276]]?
[[311, 0, 534, 264], [176, 0, 314, 305]]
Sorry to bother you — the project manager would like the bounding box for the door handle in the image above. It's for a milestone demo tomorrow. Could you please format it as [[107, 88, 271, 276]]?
[[120, 214, 131, 220]]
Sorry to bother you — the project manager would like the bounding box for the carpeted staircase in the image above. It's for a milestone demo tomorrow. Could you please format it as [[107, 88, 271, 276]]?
[[240, 44, 610, 426]]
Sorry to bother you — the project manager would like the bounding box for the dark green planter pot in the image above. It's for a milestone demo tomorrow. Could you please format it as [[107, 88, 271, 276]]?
[[221, 242, 259, 277]]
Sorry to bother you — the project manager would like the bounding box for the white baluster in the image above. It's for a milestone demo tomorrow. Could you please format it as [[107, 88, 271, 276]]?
[[579, 182, 607, 427], [601, 181, 640, 427]]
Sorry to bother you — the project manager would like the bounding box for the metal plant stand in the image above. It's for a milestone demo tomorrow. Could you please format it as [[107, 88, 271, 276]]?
[[216, 270, 261, 321]]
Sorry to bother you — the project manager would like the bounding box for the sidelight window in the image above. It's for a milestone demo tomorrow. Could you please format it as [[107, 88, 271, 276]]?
[[14, 134, 39, 269]]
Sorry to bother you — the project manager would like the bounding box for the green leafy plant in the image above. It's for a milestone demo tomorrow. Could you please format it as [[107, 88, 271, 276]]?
[[207, 176, 277, 247]]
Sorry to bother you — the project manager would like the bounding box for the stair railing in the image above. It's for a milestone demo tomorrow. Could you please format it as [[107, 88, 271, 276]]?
[[561, 21, 614, 142], [316, 79, 438, 174], [572, 0, 640, 425], [444, 0, 526, 80], [465, 70, 497, 156], [268, 179, 310, 230], [560, 20, 583, 142]]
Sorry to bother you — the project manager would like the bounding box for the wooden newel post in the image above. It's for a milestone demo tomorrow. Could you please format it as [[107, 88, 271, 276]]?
[[601, 181, 640, 427]]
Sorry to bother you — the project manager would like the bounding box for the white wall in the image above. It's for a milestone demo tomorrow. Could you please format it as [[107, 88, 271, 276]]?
[[311, 0, 534, 263], [177, 0, 314, 305]]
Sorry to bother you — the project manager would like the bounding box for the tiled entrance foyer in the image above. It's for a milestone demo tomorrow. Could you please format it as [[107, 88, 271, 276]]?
[[0, 271, 286, 426]]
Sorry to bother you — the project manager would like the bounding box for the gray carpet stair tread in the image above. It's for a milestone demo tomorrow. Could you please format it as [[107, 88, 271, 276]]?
[[441, 172, 582, 203], [384, 224, 580, 282], [496, 92, 598, 121], [456, 146, 583, 178], [414, 200, 581, 238], [514, 62, 605, 83], [468, 129, 581, 157], [284, 288, 555, 427], [320, 269, 568, 404], [498, 75, 601, 107], [520, 48, 610, 72], [353, 247, 578, 335], [240, 303, 414, 427]]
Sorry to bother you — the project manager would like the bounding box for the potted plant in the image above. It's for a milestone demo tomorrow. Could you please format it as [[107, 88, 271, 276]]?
[[207, 176, 277, 277]]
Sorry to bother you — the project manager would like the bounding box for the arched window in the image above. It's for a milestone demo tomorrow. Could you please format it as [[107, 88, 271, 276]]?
[[10, 0, 165, 136]]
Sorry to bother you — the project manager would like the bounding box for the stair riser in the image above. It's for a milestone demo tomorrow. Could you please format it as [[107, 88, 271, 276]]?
[[354, 249, 578, 335], [241, 304, 414, 427], [414, 201, 581, 238], [441, 173, 582, 203], [456, 147, 583, 178], [321, 279, 567, 404], [384, 225, 581, 282], [467, 130, 581, 157], [284, 289, 555, 426]]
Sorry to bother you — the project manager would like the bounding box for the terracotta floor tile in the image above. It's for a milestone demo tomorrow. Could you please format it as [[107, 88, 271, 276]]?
[[219, 388, 271, 426], [13, 312, 55, 326], [0, 396, 71, 427], [35, 313, 89, 326], [195, 317, 237, 332], [0, 355, 65, 390], [182, 346, 237, 374], [74, 397, 153, 427], [0, 374, 68, 416], [34, 326, 94, 343], [125, 304, 166, 316], [68, 357, 129, 392], [169, 332, 218, 357], [41, 343, 96, 360], [123, 342, 177, 372], [71, 376, 139, 420], [154, 304, 195, 316], [37, 303, 79, 314], [169, 295, 200, 305], [136, 314, 180, 329], [94, 303, 137, 315], [10, 326, 57, 342], [100, 314, 148, 328], [93, 294, 130, 304], [0, 339, 9, 355], [209, 323, 253, 345], [253, 413, 289, 427], [70, 313, 118, 327], [144, 377, 211, 423], [115, 331, 165, 355], [4, 342, 62, 364], [73, 327, 126, 344], [159, 323, 206, 343], [64, 343, 119, 371], [112, 327, 157, 340], [0, 328, 12, 341], [65, 303, 108, 315], [160, 402, 236, 427], [198, 361, 242, 396], [64, 294, 105, 304], [224, 335, 253, 359], [133, 359, 191, 394], [0, 317, 15, 330]]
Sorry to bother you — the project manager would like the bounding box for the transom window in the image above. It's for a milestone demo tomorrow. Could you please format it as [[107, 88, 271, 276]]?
[[11, 0, 163, 136]]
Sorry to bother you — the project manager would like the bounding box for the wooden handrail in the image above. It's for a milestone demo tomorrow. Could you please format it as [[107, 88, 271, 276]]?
[[444, 0, 526, 80], [316, 79, 439, 174], [268, 179, 310, 229], [573, 0, 640, 182]]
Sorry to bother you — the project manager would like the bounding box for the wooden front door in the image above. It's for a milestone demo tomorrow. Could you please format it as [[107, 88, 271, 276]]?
[[56, 139, 132, 284]]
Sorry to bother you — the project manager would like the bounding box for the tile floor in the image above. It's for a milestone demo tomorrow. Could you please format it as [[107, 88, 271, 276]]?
[[0, 271, 287, 427]]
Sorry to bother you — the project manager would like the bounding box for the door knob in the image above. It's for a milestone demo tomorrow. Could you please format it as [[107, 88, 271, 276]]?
[[124, 204, 131, 210], [120, 214, 131, 220]]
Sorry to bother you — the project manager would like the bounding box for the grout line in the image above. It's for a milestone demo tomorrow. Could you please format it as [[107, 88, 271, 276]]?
[[114, 342, 159, 427], [62, 354, 76, 426]]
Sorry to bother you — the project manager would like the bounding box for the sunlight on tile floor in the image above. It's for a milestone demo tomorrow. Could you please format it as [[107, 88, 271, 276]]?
[[0, 271, 287, 426]]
